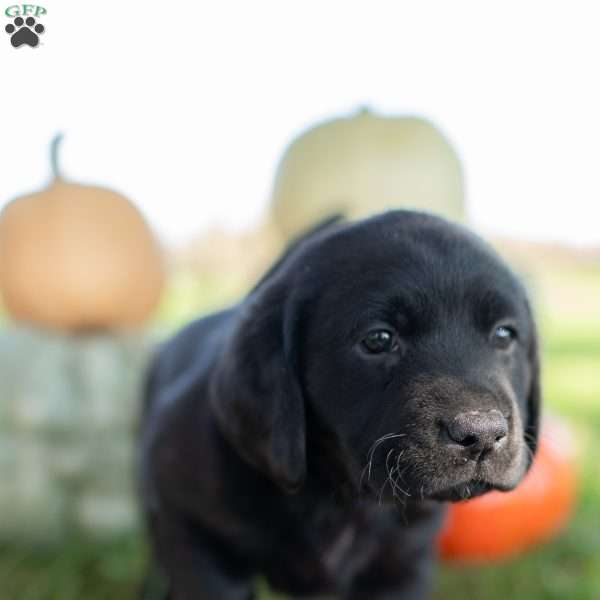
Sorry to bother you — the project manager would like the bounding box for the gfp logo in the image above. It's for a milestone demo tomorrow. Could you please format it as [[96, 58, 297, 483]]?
[[4, 4, 46, 47]]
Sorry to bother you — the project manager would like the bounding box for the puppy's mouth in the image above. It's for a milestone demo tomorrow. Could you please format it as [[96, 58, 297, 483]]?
[[418, 443, 527, 503], [415, 448, 527, 502], [429, 480, 499, 502]]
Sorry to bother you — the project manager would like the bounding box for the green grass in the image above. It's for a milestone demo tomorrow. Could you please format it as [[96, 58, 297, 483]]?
[[1, 270, 599, 599], [0, 537, 147, 600]]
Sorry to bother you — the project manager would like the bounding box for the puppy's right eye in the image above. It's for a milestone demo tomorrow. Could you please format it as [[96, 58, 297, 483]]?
[[361, 330, 397, 354]]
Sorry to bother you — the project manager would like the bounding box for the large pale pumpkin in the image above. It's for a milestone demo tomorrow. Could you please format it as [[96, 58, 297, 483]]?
[[0, 135, 165, 331], [270, 107, 465, 240]]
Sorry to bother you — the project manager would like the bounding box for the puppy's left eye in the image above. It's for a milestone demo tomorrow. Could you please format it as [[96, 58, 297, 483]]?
[[362, 330, 398, 354], [491, 325, 518, 349]]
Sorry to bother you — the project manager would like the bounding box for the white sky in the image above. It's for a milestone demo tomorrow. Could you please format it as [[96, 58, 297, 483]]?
[[1, 0, 599, 247]]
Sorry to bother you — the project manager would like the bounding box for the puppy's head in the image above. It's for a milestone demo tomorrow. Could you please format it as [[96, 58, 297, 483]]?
[[211, 211, 540, 502]]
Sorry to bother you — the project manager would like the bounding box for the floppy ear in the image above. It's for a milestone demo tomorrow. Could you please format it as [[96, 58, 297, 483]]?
[[209, 281, 306, 493], [248, 214, 343, 295], [525, 315, 541, 455]]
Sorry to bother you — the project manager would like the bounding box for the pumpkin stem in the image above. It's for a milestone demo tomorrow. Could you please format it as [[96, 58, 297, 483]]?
[[50, 133, 64, 180]]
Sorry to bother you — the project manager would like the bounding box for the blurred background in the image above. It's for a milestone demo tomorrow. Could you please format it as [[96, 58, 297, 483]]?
[[1, 1, 599, 598]]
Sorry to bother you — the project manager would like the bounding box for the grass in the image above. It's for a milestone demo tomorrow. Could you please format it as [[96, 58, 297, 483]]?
[[0, 538, 146, 600], [1, 264, 599, 599]]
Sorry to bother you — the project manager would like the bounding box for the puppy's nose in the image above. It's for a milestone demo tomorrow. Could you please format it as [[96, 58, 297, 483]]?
[[445, 410, 508, 454]]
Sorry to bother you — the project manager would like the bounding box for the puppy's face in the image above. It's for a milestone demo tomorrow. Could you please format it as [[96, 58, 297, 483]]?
[[213, 211, 540, 502], [299, 213, 539, 502]]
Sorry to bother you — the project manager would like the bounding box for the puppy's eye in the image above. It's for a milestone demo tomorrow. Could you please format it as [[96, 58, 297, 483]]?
[[491, 325, 517, 349], [362, 330, 397, 354]]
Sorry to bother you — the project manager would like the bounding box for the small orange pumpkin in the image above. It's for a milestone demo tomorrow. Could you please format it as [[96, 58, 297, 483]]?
[[437, 418, 577, 562], [0, 135, 165, 331]]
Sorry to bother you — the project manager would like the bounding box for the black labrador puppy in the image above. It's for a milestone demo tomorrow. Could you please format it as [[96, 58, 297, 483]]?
[[139, 210, 540, 600]]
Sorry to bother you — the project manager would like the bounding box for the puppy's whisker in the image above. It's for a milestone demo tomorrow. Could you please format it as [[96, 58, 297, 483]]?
[[385, 448, 395, 478], [390, 465, 411, 499], [389, 451, 411, 499], [464, 484, 471, 500], [369, 432, 406, 452], [523, 443, 536, 467], [361, 432, 406, 488], [377, 448, 396, 504], [523, 431, 538, 444], [389, 465, 401, 499]]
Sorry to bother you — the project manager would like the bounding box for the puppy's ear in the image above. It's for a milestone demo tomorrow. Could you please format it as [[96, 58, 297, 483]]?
[[210, 281, 306, 493], [249, 214, 343, 295], [525, 316, 541, 455]]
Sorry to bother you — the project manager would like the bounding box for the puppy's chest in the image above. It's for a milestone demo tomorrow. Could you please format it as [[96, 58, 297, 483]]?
[[265, 505, 391, 594]]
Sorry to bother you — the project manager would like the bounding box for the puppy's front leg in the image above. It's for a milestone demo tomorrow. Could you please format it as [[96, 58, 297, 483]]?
[[344, 556, 435, 600], [342, 505, 443, 600], [147, 511, 255, 600]]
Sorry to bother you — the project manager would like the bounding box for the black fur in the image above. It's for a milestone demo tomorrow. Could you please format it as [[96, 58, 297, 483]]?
[[139, 211, 541, 600]]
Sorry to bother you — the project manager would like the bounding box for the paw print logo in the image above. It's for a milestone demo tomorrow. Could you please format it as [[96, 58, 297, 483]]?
[[5, 16, 45, 48]]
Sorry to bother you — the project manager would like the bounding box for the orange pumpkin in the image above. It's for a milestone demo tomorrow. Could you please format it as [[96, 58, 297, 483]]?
[[437, 418, 577, 562], [0, 135, 165, 331]]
